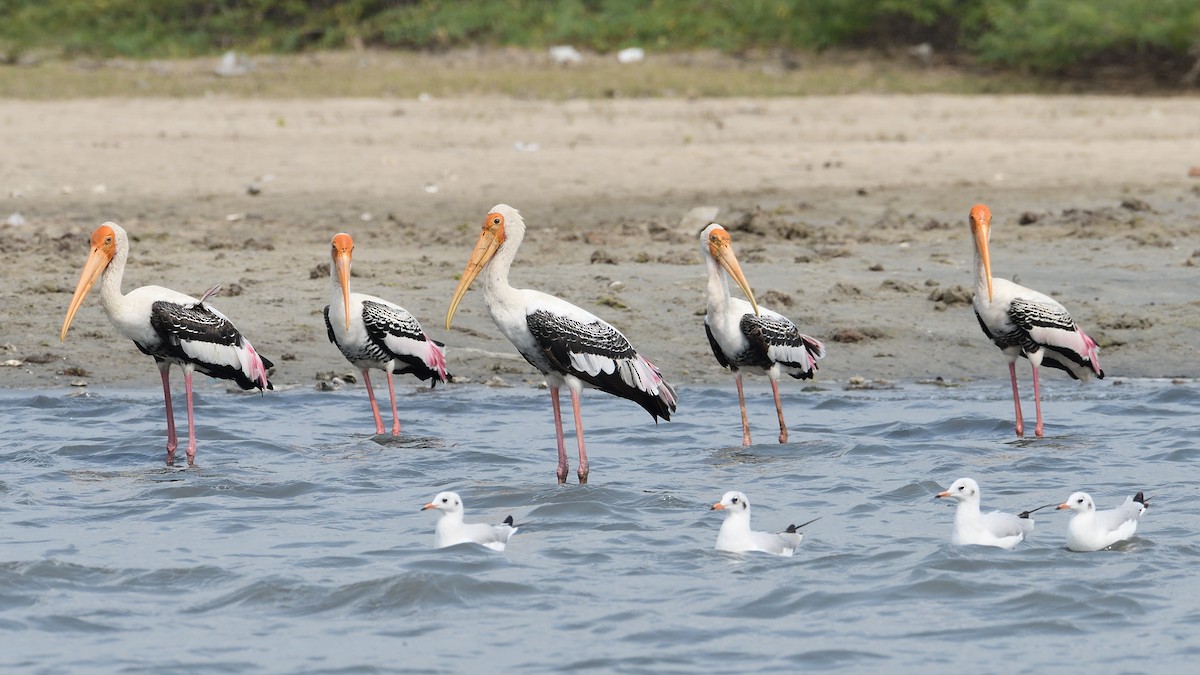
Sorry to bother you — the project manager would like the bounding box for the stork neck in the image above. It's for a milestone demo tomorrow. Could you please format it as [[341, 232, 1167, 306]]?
[[973, 247, 990, 300], [704, 254, 732, 310], [328, 260, 344, 299], [481, 229, 521, 298], [99, 239, 129, 316]]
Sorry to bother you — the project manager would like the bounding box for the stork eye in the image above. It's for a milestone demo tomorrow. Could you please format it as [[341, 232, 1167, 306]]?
[[491, 216, 501, 226]]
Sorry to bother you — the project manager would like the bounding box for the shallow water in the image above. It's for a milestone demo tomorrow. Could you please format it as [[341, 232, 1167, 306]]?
[[1, 377, 1197, 673]]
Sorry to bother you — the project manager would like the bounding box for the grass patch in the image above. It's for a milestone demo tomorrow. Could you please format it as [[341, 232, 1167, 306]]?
[[0, 48, 1052, 100]]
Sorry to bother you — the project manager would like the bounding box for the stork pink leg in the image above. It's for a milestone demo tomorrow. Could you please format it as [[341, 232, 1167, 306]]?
[[570, 388, 589, 484], [184, 369, 198, 466], [735, 373, 752, 446], [1008, 361, 1025, 438], [549, 385, 569, 484], [1030, 363, 1045, 438], [360, 370, 386, 435], [770, 377, 788, 444], [159, 363, 178, 465], [385, 371, 401, 436]]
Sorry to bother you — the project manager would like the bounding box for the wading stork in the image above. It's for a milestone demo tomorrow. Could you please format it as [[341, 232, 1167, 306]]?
[[325, 233, 448, 436], [445, 204, 677, 484], [969, 204, 1104, 438], [701, 223, 825, 446], [60, 222, 273, 466]]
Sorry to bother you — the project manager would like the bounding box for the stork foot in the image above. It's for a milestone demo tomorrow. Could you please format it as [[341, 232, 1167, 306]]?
[[1014, 423, 1024, 438], [778, 430, 788, 444], [578, 469, 588, 485], [1034, 424, 1044, 438]]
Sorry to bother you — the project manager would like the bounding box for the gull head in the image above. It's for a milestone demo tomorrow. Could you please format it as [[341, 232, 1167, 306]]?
[[936, 477, 981, 504]]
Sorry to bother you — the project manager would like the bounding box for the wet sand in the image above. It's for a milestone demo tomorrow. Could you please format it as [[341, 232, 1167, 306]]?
[[2, 95, 1199, 391]]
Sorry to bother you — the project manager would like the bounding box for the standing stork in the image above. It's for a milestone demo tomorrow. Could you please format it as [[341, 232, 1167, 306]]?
[[445, 204, 677, 484], [969, 204, 1104, 438], [60, 222, 273, 466], [701, 223, 825, 446], [324, 232, 448, 436]]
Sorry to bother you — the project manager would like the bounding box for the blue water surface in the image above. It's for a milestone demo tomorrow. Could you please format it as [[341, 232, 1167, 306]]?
[[0, 377, 1197, 673]]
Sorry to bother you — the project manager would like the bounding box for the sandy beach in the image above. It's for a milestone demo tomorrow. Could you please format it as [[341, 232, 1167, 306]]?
[[2, 94, 1198, 391]]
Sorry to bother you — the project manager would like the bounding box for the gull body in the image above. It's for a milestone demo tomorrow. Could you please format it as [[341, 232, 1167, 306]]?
[[59, 222, 272, 466], [422, 491, 518, 551], [710, 491, 815, 557], [936, 477, 1036, 549], [1058, 491, 1149, 552], [446, 204, 677, 484], [324, 233, 448, 436], [969, 204, 1104, 438], [700, 223, 825, 446]]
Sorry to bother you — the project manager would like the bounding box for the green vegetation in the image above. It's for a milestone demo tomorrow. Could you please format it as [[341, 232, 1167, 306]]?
[[1, 1, 1197, 84]]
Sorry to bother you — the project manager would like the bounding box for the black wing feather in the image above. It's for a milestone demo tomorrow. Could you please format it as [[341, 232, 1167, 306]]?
[[361, 300, 446, 386], [148, 300, 272, 390], [528, 309, 673, 421]]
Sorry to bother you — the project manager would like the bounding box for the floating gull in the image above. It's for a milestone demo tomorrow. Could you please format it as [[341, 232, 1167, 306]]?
[[710, 491, 817, 557], [1057, 490, 1149, 552], [936, 477, 1047, 549], [421, 491, 518, 552]]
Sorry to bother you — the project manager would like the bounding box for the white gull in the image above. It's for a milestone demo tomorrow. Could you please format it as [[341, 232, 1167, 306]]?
[[421, 491, 518, 552], [936, 477, 1047, 549], [710, 491, 817, 557], [1057, 490, 1149, 552]]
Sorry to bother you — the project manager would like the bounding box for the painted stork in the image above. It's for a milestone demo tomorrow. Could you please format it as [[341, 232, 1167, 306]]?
[[969, 204, 1104, 438], [700, 223, 825, 446], [445, 204, 677, 484], [324, 233, 448, 436], [59, 222, 273, 466]]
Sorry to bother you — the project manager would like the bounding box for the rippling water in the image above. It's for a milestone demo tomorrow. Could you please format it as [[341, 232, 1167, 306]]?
[[1, 378, 1197, 672]]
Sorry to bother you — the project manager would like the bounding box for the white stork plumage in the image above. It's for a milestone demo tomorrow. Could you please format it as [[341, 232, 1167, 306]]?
[[700, 223, 825, 446], [324, 232, 448, 436], [969, 204, 1104, 438], [445, 204, 678, 484], [60, 222, 273, 466]]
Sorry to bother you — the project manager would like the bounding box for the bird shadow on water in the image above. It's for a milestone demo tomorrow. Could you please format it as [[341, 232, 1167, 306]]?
[[370, 434, 446, 449]]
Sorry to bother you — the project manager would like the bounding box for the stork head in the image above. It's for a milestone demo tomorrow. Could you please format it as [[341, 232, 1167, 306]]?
[[969, 204, 993, 303], [60, 222, 121, 342], [446, 204, 514, 329], [331, 232, 354, 330], [701, 223, 760, 316]]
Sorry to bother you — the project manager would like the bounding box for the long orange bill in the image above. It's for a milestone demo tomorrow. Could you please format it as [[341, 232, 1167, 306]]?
[[60, 247, 110, 342], [334, 248, 353, 330], [710, 502, 726, 511], [446, 226, 503, 329], [712, 240, 760, 316], [935, 490, 951, 499], [973, 223, 993, 303], [421, 502, 436, 511], [1056, 503, 1070, 510]]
